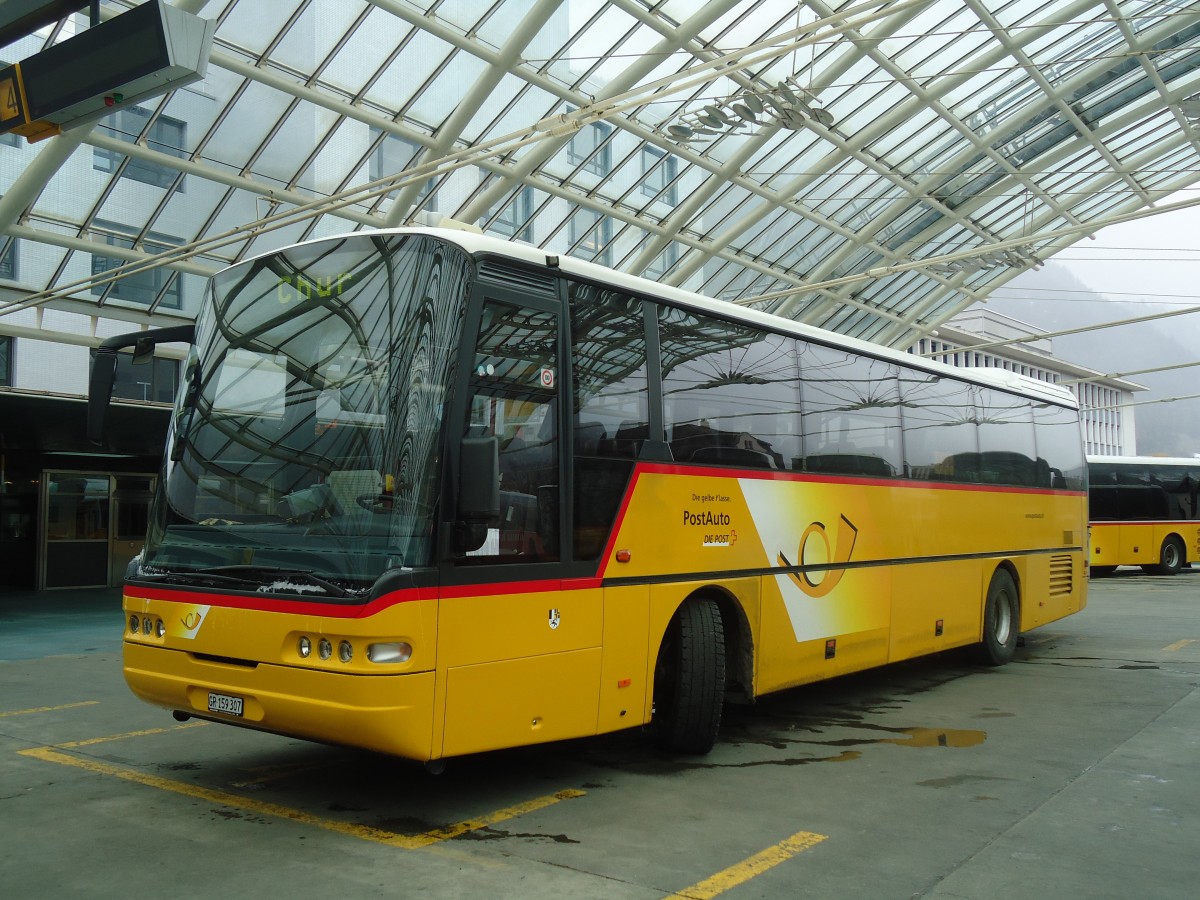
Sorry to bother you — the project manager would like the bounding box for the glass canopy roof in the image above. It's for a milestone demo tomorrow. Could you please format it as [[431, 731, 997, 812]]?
[[2, 0, 1200, 351]]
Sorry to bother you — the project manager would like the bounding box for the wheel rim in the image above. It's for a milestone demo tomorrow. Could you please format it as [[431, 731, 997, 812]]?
[[993, 592, 1012, 645], [1165, 543, 1181, 569]]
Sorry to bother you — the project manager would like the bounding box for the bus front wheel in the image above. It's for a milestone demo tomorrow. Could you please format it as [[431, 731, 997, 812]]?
[[1154, 536, 1186, 576], [976, 569, 1019, 667], [652, 596, 725, 754]]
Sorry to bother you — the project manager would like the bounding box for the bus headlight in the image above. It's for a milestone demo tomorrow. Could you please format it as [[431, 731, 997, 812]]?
[[156, 619, 166, 638], [318, 638, 333, 660], [338, 640, 353, 663], [142, 617, 153, 635], [129, 615, 140, 633], [367, 642, 412, 664], [298, 636, 311, 658]]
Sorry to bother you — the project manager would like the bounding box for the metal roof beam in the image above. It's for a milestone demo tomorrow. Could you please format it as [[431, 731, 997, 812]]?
[[382, 0, 562, 226]]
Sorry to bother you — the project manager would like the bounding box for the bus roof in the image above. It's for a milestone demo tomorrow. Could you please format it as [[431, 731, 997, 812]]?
[[231, 225, 1079, 410], [1087, 455, 1200, 466]]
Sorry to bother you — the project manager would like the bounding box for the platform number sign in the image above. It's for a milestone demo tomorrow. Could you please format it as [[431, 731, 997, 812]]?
[[0, 64, 28, 133]]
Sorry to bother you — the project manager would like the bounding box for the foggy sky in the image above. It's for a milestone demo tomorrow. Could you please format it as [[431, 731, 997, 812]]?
[[980, 201, 1200, 457]]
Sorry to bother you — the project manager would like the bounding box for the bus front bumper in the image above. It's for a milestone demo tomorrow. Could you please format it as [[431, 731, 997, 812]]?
[[123, 641, 436, 762]]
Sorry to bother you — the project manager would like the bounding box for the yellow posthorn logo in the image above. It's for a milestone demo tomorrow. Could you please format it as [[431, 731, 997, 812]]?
[[778, 515, 859, 598]]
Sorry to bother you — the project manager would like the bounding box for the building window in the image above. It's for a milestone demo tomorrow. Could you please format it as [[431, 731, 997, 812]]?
[[643, 241, 679, 281], [567, 115, 612, 176], [0, 335, 12, 386], [486, 185, 534, 242], [0, 238, 16, 282], [94, 105, 186, 191], [369, 128, 436, 211], [640, 146, 678, 204], [569, 209, 612, 266], [91, 221, 182, 309]]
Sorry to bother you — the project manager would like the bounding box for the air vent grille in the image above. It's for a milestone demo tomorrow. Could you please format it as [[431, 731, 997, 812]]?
[[478, 259, 557, 296], [1049, 554, 1073, 596]]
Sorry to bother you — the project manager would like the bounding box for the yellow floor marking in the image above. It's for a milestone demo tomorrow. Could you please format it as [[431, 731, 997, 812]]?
[[665, 830, 828, 900], [1164, 639, 1195, 652], [18, 745, 583, 850], [52, 721, 209, 749], [0, 701, 99, 718]]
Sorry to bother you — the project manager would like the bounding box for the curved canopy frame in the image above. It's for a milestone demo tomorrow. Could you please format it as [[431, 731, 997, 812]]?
[[2, 0, 1199, 350]]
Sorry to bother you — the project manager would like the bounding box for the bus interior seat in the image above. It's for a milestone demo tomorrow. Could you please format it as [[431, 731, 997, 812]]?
[[804, 453, 894, 477], [327, 470, 383, 518], [575, 420, 605, 456], [690, 445, 775, 468], [597, 421, 646, 458]]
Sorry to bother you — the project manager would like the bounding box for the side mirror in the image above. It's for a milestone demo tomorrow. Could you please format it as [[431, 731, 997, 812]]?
[[87, 348, 120, 445], [87, 324, 196, 446], [458, 433, 499, 522]]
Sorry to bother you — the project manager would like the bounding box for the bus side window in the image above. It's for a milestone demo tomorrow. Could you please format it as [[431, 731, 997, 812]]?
[[900, 374, 978, 483], [800, 343, 902, 478], [660, 309, 798, 471], [459, 300, 560, 565], [569, 283, 648, 560]]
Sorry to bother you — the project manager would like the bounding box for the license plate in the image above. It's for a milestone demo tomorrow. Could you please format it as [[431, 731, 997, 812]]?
[[207, 692, 244, 717]]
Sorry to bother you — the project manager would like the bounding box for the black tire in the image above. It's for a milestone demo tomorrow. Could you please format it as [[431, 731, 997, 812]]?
[[1090, 565, 1116, 578], [1155, 536, 1185, 576], [976, 568, 1019, 666], [652, 597, 725, 754]]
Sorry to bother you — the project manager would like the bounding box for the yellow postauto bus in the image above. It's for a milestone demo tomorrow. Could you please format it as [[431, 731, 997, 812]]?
[[89, 228, 1088, 763], [1088, 455, 1200, 576]]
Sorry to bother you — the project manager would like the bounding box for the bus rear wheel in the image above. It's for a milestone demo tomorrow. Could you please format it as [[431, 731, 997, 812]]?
[[652, 596, 725, 754], [1154, 536, 1185, 576], [976, 568, 1019, 667]]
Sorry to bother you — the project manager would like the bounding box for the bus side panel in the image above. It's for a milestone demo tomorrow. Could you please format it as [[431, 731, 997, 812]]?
[[1185, 524, 1200, 564], [1020, 551, 1083, 628], [890, 560, 978, 662], [440, 649, 602, 757], [1117, 523, 1156, 567], [436, 584, 602, 668], [756, 568, 892, 691], [435, 585, 603, 758], [598, 584, 651, 733], [1089, 522, 1120, 568], [755, 576, 838, 694]]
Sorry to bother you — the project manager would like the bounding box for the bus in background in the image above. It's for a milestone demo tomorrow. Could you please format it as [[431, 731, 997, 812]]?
[[88, 228, 1088, 764], [1087, 455, 1200, 576]]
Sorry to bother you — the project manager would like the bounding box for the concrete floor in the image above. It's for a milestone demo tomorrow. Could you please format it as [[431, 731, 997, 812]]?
[[1, 571, 1197, 899]]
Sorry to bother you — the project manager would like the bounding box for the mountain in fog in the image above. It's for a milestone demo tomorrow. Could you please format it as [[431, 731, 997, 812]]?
[[976, 262, 1200, 457]]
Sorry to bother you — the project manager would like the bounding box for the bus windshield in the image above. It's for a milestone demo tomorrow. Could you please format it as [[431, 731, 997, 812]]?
[[140, 233, 471, 597]]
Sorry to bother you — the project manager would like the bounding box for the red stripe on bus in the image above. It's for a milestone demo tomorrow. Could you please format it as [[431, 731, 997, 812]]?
[[127, 584, 434, 618], [625, 461, 1085, 494], [1090, 520, 1198, 526], [127, 577, 604, 618]]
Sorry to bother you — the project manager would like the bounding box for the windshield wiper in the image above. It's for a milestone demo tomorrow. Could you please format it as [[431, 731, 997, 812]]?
[[198, 565, 356, 598], [138, 569, 262, 590], [139, 565, 357, 599]]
